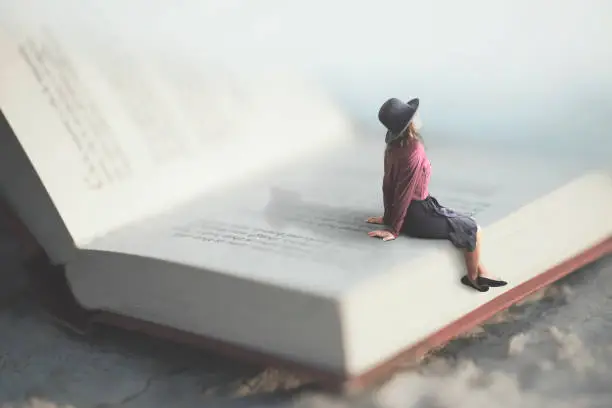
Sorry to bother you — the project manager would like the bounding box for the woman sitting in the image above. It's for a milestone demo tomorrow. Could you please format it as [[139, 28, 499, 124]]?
[[366, 97, 507, 292]]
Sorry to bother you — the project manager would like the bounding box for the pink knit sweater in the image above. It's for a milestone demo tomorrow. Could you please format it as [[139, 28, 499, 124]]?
[[382, 139, 432, 237]]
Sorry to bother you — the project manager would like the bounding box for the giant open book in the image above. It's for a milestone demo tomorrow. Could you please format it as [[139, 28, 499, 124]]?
[[1, 25, 612, 390]]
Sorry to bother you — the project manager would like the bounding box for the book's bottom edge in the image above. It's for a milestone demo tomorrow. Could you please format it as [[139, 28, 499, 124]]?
[[25, 236, 612, 394]]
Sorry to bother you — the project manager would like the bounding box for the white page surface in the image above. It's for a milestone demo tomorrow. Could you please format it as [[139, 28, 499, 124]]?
[[86, 140, 600, 294], [0, 24, 353, 247]]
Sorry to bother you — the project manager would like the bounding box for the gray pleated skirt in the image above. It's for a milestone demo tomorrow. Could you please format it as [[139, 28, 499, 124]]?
[[400, 195, 478, 252]]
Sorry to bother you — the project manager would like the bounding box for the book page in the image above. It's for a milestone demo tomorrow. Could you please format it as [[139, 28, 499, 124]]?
[[86, 141, 595, 291], [0, 24, 353, 248]]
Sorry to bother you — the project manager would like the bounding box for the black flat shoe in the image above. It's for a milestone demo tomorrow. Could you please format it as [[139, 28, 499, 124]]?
[[478, 277, 508, 287], [461, 276, 489, 292]]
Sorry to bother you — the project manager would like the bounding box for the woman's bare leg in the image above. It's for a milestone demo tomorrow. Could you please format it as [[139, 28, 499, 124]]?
[[463, 227, 482, 282], [464, 226, 500, 280], [477, 264, 489, 278]]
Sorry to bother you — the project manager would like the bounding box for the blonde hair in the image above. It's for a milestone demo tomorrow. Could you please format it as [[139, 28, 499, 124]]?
[[406, 122, 422, 142], [386, 121, 422, 151]]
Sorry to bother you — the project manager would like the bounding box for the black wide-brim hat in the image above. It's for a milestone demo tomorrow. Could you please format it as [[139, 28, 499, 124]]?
[[378, 97, 420, 144]]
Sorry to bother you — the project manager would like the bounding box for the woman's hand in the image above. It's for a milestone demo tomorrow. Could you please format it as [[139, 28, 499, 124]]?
[[368, 229, 396, 241], [366, 216, 384, 224]]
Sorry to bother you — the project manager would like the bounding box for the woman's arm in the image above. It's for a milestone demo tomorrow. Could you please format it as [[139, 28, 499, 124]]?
[[385, 144, 425, 237], [382, 151, 393, 223]]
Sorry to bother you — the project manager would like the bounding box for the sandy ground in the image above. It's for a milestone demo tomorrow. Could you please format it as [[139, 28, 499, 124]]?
[[0, 295, 319, 408]]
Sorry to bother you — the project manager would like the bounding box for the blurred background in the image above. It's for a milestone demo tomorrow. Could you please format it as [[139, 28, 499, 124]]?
[[2, 0, 611, 155]]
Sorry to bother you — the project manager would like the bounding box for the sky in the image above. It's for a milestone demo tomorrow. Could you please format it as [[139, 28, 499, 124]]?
[[2, 0, 611, 157]]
